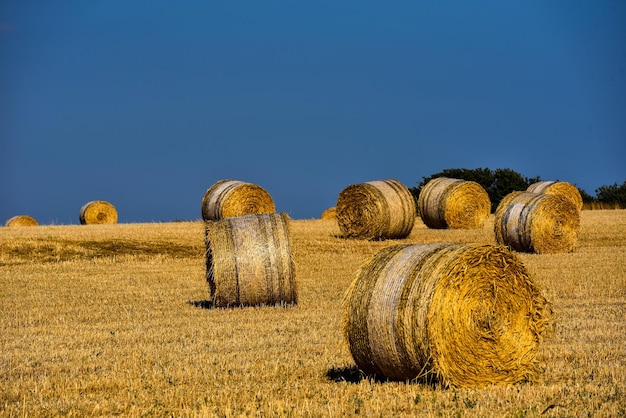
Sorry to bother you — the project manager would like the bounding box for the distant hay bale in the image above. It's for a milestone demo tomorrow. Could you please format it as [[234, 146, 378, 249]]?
[[320, 207, 336, 220], [494, 192, 580, 254], [201, 180, 276, 221], [343, 243, 553, 387], [4, 215, 39, 227], [417, 177, 490, 229], [205, 212, 297, 308], [527, 181, 583, 212], [335, 179, 416, 240], [79, 201, 118, 225]]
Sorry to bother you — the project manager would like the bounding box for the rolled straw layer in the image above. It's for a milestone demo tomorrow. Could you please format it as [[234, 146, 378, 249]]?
[[336, 179, 416, 240], [4, 215, 39, 227], [320, 207, 337, 220], [343, 243, 552, 387], [527, 181, 583, 212], [201, 180, 275, 221], [79, 201, 118, 225], [494, 192, 580, 254], [205, 212, 297, 308], [417, 177, 490, 229]]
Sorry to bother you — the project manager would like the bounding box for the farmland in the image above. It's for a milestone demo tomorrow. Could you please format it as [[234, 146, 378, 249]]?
[[1, 210, 625, 417]]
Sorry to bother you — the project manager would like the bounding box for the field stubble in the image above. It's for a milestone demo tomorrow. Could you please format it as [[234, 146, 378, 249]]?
[[1, 211, 625, 417]]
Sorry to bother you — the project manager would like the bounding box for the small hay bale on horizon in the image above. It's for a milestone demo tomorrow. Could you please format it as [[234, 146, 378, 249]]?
[[417, 177, 490, 229], [4, 215, 39, 227], [335, 179, 416, 240], [79, 201, 118, 225], [494, 191, 580, 254], [527, 180, 583, 212], [343, 242, 553, 388], [320, 207, 336, 220], [205, 212, 297, 308], [201, 179, 276, 221]]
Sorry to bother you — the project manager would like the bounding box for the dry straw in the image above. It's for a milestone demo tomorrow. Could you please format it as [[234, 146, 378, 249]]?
[[79, 201, 118, 225], [527, 181, 583, 212], [343, 243, 553, 387], [417, 177, 490, 229], [201, 180, 276, 221], [320, 207, 337, 220], [4, 215, 39, 227], [335, 179, 416, 240], [494, 192, 580, 254], [205, 212, 297, 308]]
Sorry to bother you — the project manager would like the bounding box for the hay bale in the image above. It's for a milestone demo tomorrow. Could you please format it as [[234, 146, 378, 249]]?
[[417, 177, 491, 229], [494, 192, 580, 254], [4, 215, 39, 227], [205, 212, 297, 308], [527, 181, 583, 212], [343, 243, 553, 387], [201, 180, 276, 221], [79, 201, 118, 225], [335, 179, 416, 240], [320, 207, 336, 220]]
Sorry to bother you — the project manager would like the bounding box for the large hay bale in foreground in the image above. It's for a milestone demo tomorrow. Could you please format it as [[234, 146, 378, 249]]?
[[336, 179, 416, 240], [417, 177, 490, 229], [344, 243, 553, 387], [527, 181, 583, 212], [201, 180, 276, 221], [320, 207, 337, 220], [79, 201, 118, 225], [494, 192, 580, 254], [4, 215, 39, 227], [205, 212, 297, 308]]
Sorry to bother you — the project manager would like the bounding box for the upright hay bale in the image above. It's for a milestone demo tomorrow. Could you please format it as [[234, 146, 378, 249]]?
[[494, 192, 580, 254], [527, 181, 583, 212], [205, 212, 297, 308], [417, 177, 490, 229], [201, 180, 275, 221], [335, 179, 416, 240], [79, 201, 118, 225], [343, 243, 553, 387], [4, 215, 39, 227], [320, 207, 337, 220]]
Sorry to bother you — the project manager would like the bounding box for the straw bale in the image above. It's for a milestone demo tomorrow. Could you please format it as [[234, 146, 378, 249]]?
[[494, 192, 580, 254], [336, 179, 416, 240], [79, 201, 118, 225], [205, 212, 297, 308], [201, 180, 276, 221], [417, 177, 490, 229], [4, 215, 39, 227], [343, 243, 553, 387], [320, 207, 337, 220], [527, 181, 583, 212]]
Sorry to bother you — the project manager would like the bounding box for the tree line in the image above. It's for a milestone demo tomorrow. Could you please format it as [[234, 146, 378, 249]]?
[[409, 168, 626, 212]]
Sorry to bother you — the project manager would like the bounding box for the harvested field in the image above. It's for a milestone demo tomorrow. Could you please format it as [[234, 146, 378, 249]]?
[[1, 210, 625, 416]]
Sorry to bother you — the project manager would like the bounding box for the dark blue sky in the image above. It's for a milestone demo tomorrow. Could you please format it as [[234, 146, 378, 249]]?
[[2, 1, 625, 223]]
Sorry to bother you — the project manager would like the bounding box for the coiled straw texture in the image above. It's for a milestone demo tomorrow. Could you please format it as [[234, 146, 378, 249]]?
[[201, 180, 275, 221], [343, 243, 553, 387], [417, 177, 491, 229], [205, 212, 297, 308], [527, 181, 583, 212], [4, 215, 39, 227], [494, 192, 580, 254], [79, 201, 118, 225], [336, 179, 416, 240]]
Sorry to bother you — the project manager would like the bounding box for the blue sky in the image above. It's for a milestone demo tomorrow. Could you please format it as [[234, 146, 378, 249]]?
[[1, 1, 625, 223]]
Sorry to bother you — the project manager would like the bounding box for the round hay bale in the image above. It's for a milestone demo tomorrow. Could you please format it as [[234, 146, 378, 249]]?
[[201, 180, 276, 221], [320, 207, 337, 220], [79, 201, 118, 225], [205, 212, 297, 308], [417, 177, 491, 229], [527, 181, 583, 212], [343, 243, 553, 387], [335, 179, 416, 240], [4, 215, 39, 227], [494, 192, 580, 254]]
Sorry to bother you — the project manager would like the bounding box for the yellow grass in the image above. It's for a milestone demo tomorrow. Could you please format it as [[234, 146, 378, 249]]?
[[1, 211, 625, 416]]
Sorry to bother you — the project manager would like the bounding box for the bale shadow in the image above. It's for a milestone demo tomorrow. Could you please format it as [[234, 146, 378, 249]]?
[[188, 300, 214, 309], [325, 366, 440, 387]]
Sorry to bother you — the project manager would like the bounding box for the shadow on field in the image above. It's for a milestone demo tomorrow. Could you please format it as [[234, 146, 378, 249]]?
[[188, 300, 214, 309], [326, 366, 439, 386]]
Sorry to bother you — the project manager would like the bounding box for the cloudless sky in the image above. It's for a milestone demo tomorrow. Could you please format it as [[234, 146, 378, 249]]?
[[1, 1, 625, 223]]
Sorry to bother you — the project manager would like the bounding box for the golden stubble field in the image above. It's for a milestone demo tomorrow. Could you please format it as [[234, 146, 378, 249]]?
[[1, 210, 625, 417]]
